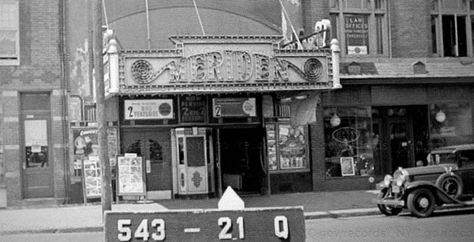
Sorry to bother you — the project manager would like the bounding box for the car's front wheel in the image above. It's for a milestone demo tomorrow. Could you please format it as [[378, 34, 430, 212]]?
[[377, 188, 402, 216], [407, 188, 435, 218]]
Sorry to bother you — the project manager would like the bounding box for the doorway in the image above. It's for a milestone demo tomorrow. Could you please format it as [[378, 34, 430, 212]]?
[[21, 93, 53, 199], [121, 129, 171, 194], [374, 106, 429, 173], [219, 127, 264, 194]]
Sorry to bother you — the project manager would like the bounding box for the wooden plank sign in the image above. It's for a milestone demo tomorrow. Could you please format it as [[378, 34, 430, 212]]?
[[104, 207, 305, 242]]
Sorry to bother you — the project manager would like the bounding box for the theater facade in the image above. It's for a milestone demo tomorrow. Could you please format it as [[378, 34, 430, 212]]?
[[83, 35, 340, 200]]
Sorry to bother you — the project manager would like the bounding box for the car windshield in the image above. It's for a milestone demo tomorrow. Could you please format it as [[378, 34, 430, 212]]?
[[430, 152, 456, 164]]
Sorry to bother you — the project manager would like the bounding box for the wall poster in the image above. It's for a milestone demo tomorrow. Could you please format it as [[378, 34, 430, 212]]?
[[72, 127, 118, 179], [266, 123, 309, 172], [116, 156, 146, 196]]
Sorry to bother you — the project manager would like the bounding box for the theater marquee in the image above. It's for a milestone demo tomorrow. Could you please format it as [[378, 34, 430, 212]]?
[[106, 35, 339, 95]]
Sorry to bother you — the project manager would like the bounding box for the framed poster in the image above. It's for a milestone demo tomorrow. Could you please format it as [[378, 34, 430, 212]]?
[[82, 157, 102, 198], [278, 124, 307, 170], [340, 157, 355, 176], [116, 156, 146, 196]]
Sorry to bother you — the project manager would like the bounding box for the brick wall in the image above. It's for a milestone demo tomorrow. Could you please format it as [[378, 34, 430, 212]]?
[[302, 0, 330, 35], [389, 0, 431, 57], [0, 0, 66, 206]]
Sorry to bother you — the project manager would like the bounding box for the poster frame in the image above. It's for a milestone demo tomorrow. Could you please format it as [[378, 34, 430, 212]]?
[[116, 156, 147, 197], [82, 157, 102, 200], [340, 156, 355, 176]]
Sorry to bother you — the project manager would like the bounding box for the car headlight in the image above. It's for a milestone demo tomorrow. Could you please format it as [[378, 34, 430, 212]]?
[[383, 175, 393, 186]]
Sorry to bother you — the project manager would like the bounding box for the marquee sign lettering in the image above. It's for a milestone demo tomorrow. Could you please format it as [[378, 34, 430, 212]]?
[[108, 35, 337, 94], [130, 51, 323, 84]]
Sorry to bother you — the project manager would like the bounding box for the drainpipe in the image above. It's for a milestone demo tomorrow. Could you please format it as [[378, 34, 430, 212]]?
[[59, 0, 70, 204]]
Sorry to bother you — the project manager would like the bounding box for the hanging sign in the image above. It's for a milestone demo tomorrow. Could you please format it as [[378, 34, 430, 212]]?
[[124, 99, 173, 120]]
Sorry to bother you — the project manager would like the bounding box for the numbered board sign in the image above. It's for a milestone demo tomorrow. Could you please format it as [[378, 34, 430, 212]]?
[[124, 99, 173, 120], [105, 207, 305, 242]]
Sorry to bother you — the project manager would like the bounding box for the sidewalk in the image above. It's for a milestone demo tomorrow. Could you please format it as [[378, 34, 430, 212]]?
[[0, 190, 380, 235]]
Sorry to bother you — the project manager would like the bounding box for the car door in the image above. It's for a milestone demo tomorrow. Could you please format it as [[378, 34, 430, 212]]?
[[457, 150, 474, 195]]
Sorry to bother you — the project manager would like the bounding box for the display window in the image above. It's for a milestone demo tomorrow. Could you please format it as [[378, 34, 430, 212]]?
[[323, 107, 375, 177], [429, 103, 473, 147], [266, 123, 309, 172]]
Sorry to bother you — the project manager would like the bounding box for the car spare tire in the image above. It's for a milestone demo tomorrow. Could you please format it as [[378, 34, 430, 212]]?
[[435, 173, 463, 199]]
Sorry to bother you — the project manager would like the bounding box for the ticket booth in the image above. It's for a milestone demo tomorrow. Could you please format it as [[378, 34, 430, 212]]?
[[174, 127, 212, 196]]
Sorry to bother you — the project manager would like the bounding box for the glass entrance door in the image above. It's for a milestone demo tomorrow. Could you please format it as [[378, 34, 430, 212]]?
[[21, 93, 53, 198]]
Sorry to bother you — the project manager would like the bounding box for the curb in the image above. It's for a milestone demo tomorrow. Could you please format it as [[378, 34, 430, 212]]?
[[304, 208, 380, 220], [0, 208, 381, 235]]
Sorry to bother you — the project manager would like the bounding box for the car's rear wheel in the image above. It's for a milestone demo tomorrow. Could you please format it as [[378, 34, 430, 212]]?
[[435, 174, 463, 199], [407, 188, 435, 218], [377, 188, 402, 216]]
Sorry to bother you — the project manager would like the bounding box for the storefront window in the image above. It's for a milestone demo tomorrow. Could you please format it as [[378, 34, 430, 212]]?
[[266, 123, 309, 172], [429, 103, 473, 147], [324, 107, 375, 177]]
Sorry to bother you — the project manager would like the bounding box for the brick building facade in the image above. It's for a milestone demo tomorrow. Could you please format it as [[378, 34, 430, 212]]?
[[0, 0, 68, 207]]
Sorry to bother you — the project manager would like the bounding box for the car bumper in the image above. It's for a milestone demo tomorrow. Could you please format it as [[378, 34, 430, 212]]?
[[374, 198, 405, 207]]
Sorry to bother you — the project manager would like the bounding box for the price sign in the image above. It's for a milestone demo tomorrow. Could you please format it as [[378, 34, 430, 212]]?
[[104, 207, 305, 241]]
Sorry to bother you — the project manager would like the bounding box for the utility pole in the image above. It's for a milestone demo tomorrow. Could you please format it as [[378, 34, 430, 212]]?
[[92, 0, 112, 216]]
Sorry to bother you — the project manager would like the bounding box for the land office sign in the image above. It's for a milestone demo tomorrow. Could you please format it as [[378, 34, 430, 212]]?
[[115, 36, 335, 94]]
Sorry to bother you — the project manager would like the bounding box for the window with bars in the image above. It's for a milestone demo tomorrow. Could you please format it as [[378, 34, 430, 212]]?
[[0, 0, 19, 65], [329, 0, 387, 56], [431, 0, 474, 57]]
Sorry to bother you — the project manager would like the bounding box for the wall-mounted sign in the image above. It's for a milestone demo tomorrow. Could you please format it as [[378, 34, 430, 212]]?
[[212, 98, 256, 118], [124, 99, 173, 120], [180, 95, 206, 123], [345, 15, 369, 55]]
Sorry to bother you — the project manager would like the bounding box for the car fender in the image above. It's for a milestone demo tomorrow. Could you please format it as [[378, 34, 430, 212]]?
[[405, 181, 463, 205]]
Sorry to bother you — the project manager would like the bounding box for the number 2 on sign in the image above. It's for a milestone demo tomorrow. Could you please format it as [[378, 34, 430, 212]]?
[[218, 216, 244, 240]]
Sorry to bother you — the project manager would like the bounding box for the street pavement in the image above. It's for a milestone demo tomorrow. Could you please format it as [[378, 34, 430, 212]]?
[[0, 190, 380, 235]]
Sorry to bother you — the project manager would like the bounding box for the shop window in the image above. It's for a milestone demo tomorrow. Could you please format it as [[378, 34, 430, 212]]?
[[324, 107, 376, 177], [431, 0, 474, 57], [429, 103, 473, 147], [0, 0, 19, 65], [330, 0, 387, 56]]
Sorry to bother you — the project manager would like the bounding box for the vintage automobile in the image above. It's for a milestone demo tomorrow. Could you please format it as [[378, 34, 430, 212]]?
[[375, 144, 474, 217]]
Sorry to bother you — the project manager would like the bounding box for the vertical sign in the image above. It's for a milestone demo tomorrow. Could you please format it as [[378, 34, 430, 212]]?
[[345, 15, 369, 55]]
